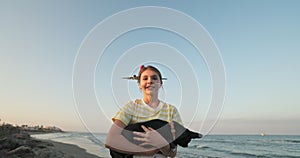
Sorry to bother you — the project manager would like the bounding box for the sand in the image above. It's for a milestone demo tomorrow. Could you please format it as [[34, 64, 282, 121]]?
[[0, 131, 104, 158], [47, 140, 102, 158]]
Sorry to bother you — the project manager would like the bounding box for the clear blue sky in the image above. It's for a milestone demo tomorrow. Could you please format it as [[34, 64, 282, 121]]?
[[1, 1, 299, 134]]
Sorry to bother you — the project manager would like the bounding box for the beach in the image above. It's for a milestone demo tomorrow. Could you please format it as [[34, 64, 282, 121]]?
[[46, 140, 102, 158], [0, 133, 102, 158], [31, 132, 110, 157], [32, 132, 300, 158], [0, 125, 103, 158], [2, 123, 299, 158]]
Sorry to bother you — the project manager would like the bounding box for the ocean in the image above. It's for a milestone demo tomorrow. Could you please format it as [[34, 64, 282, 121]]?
[[32, 133, 300, 158]]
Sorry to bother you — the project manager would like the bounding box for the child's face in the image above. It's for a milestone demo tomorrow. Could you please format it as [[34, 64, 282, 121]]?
[[139, 69, 161, 95]]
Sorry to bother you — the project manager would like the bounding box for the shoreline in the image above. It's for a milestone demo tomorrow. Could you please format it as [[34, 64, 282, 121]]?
[[31, 132, 109, 157], [43, 139, 102, 158], [0, 130, 104, 158]]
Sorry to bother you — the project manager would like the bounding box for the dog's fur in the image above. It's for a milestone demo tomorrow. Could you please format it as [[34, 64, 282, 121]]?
[[109, 119, 202, 158]]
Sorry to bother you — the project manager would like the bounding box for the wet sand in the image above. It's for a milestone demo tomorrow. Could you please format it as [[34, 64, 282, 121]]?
[[0, 131, 103, 158], [47, 140, 102, 158]]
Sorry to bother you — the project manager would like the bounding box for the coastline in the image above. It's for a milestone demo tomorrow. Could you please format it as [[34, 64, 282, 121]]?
[[31, 132, 110, 157], [29, 132, 104, 158], [0, 128, 103, 158], [44, 139, 102, 158]]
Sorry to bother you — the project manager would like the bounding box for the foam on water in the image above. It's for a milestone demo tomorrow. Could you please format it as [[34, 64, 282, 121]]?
[[32, 132, 110, 157]]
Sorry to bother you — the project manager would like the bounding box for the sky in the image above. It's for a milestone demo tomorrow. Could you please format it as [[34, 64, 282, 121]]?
[[1, 0, 300, 135]]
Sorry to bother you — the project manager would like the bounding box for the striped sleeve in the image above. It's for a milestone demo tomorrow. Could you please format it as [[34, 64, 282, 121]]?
[[112, 102, 133, 126], [172, 106, 183, 125]]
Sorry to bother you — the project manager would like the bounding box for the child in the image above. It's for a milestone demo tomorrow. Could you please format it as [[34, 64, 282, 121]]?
[[105, 65, 183, 158]]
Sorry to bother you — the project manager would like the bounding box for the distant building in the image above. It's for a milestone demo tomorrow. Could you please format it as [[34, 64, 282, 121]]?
[[0, 120, 63, 133]]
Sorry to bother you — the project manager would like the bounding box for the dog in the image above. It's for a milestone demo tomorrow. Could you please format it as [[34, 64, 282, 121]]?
[[109, 119, 202, 158]]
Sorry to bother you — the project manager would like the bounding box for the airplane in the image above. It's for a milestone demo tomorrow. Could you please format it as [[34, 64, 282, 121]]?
[[122, 75, 167, 80], [122, 75, 138, 80]]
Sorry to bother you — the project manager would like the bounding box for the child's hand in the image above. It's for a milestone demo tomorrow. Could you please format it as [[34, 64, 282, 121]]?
[[133, 125, 169, 148]]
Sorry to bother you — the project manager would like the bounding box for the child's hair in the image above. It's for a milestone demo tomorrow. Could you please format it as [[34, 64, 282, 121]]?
[[138, 65, 163, 84]]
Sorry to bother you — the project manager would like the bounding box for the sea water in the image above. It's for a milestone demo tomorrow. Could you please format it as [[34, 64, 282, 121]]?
[[33, 133, 300, 158]]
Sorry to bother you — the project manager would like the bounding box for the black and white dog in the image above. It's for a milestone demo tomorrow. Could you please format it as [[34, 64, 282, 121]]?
[[109, 119, 202, 158]]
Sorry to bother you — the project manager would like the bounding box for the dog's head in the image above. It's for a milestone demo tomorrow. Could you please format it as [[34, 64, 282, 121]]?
[[172, 121, 202, 147]]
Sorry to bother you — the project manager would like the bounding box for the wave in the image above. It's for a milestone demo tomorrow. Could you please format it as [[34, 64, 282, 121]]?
[[186, 143, 300, 158], [196, 145, 211, 149], [231, 152, 300, 158], [191, 145, 227, 154], [269, 139, 300, 144], [282, 139, 300, 143], [87, 136, 105, 146], [177, 151, 216, 158], [32, 132, 73, 140], [189, 144, 274, 158], [73, 132, 106, 146], [200, 139, 236, 144], [261, 154, 300, 158], [229, 151, 267, 158]]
